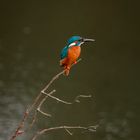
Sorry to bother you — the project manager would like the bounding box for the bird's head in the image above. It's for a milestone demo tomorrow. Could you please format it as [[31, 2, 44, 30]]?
[[67, 36, 95, 47]]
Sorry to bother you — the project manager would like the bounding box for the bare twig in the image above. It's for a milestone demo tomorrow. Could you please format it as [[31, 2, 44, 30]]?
[[29, 90, 56, 128], [10, 109, 29, 140], [42, 91, 72, 104], [42, 91, 92, 105], [36, 91, 92, 122], [29, 110, 37, 129], [41, 58, 82, 93], [37, 109, 52, 117], [11, 58, 95, 140], [35, 92, 93, 124], [37, 90, 56, 117], [75, 94, 92, 103], [64, 128, 73, 135], [31, 58, 82, 119], [28, 58, 82, 129], [32, 125, 97, 140]]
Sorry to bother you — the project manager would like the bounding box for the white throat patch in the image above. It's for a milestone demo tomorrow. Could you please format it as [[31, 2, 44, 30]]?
[[68, 42, 76, 47]]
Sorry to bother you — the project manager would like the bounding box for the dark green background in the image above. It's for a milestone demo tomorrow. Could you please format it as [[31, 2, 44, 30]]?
[[0, 0, 139, 140]]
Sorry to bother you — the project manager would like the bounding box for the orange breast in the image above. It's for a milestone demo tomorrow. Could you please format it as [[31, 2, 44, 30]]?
[[67, 46, 81, 63]]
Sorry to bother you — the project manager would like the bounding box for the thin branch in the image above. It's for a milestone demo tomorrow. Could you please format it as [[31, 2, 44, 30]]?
[[75, 95, 92, 103], [10, 109, 29, 140], [29, 90, 56, 128], [36, 92, 93, 122], [36, 90, 56, 117], [64, 128, 73, 135], [29, 110, 37, 129], [37, 109, 51, 117], [10, 58, 82, 140], [42, 91, 92, 105], [29, 59, 82, 129], [38, 90, 56, 110], [42, 58, 82, 93], [32, 125, 97, 140], [42, 91, 72, 105]]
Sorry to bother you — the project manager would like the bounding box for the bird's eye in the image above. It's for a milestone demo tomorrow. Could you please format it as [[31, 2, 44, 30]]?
[[69, 42, 76, 47]]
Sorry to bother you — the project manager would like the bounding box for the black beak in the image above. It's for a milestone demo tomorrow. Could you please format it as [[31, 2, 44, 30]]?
[[83, 38, 95, 42]]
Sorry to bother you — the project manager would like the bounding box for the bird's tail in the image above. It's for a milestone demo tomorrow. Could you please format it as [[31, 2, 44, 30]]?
[[60, 58, 66, 67]]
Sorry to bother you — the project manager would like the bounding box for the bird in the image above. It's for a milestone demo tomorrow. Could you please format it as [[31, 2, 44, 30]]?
[[60, 36, 95, 76]]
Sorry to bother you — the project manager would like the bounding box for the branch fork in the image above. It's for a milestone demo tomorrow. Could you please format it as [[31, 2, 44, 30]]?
[[10, 58, 97, 140]]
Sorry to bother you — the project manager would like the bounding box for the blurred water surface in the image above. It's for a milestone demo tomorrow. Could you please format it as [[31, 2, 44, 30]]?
[[0, 0, 139, 140]]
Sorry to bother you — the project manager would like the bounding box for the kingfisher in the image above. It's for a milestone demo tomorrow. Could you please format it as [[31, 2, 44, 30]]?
[[60, 36, 95, 76]]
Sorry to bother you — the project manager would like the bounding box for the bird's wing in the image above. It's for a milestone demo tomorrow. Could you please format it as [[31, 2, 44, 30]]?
[[60, 46, 68, 59]]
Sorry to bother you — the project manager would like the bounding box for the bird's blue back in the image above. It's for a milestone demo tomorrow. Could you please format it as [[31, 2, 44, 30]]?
[[60, 46, 68, 59], [60, 36, 82, 60]]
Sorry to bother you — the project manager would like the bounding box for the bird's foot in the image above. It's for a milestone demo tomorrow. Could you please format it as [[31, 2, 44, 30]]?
[[74, 61, 77, 64], [66, 66, 70, 70]]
